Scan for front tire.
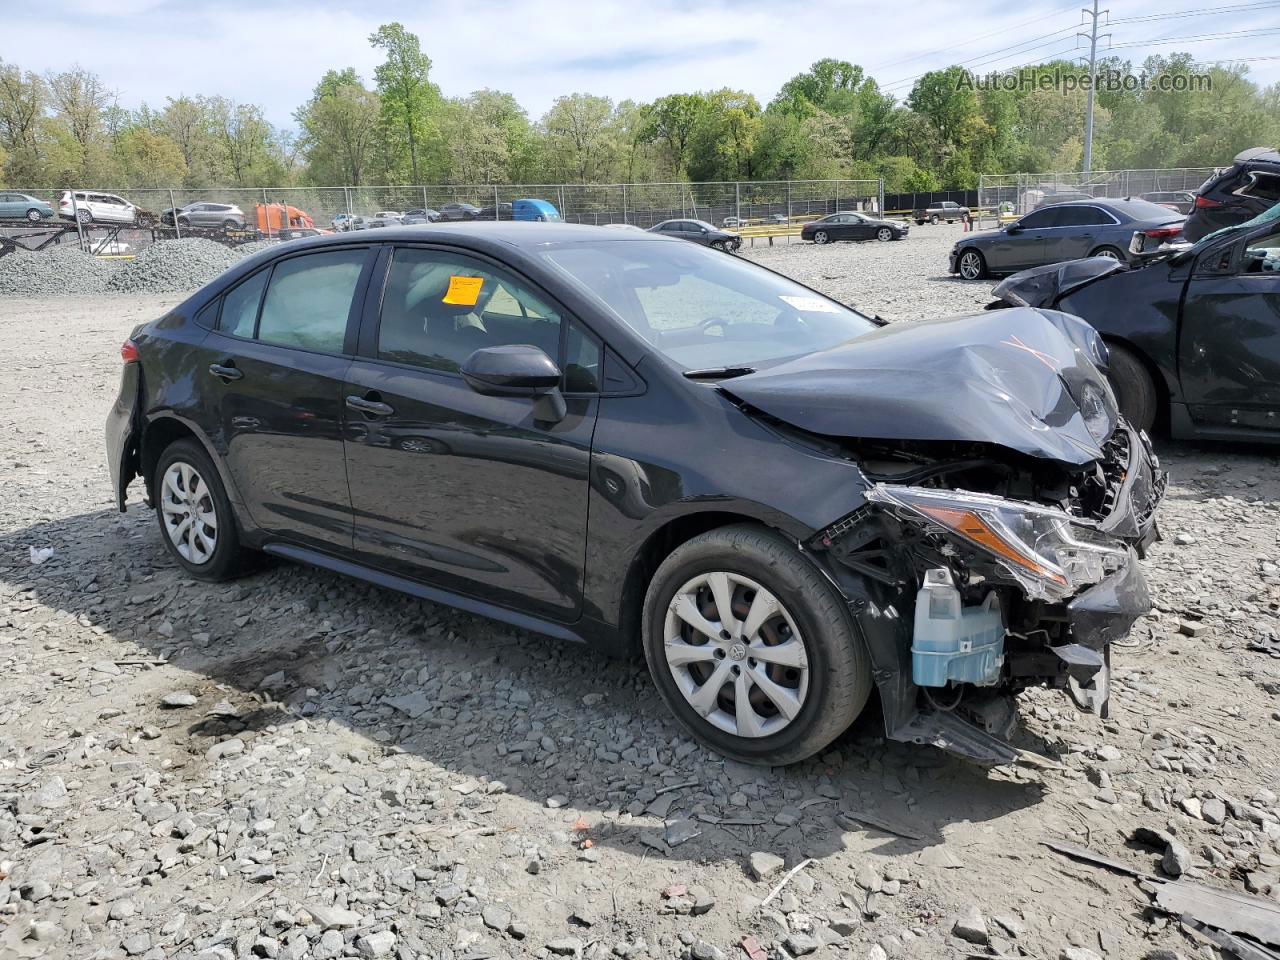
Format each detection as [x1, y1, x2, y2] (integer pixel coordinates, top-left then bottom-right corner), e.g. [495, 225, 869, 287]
[154, 439, 248, 582]
[812, 230, 830, 245]
[1105, 343, 1158, 433]
[26, 208, 41, 222]
[642, 524, 872, 766]
[957, 248, 987, 280]
[877, 227, 893, 242]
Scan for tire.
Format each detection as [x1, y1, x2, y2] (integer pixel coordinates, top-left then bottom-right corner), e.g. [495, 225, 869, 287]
[915, 220, 926, 226]
[957, 248, 987, 280]
[1089, 245, 1125, 262]
[930, 214, 940, 224]
[177, 216, 190, 229]
[76, 208, 92, 224]
[222, 219, 239, 233]
[813, 230, 830, 245]
[641, 524, 873, 766]
[711, 239, 727, 251]
[1105, 343, 1158, 433]
[154, 438, 248, 582]
[25, 208, 41, 222]
[876, 227, 893, 242]
[135, 214, 154, 228]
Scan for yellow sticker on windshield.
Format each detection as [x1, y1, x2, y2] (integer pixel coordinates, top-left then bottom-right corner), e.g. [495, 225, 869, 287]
[780, 295, 840, 313]
[443, 275, 484, 306]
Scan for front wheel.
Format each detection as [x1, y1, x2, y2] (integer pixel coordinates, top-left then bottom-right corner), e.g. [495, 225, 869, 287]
[957, 248, 987, 280]
[154, 439, 249, 582]
[642, 524, 872, 766]
[1105, 343, 1158, 433]
[711, 239, 727, 251]
[876, 227, 893, 242]
[812, 230, 830, 245]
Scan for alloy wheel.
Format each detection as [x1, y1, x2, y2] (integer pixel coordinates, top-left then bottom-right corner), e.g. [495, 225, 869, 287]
[813, 230, 829, 244]
[160, 461, 219, 565]
[26, 209, 40, 222]
[877, 227, 892, 241]
[959, 251, 983, 279]
[662, 571, 810, 738]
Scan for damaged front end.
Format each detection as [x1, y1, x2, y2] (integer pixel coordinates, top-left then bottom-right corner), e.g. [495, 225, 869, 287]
[812, 424, 1165, 765]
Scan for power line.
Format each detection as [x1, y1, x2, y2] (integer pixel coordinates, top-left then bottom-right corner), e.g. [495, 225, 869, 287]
[1110, 1, 1280, 25]
[866, 3, 1079, 73]
[1109, 26, 1280, 48]
[880, 27, 1084, 91]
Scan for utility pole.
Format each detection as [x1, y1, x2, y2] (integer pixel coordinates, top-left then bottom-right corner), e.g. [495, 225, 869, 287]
[1078, 0, 1110, 177]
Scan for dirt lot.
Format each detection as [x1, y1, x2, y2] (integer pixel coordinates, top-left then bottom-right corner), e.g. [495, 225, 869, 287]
[2, 228, 1280, 960]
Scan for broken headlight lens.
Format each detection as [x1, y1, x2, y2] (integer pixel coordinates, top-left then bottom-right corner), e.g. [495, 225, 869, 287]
[1077, 381, 1113, 444]
[866, 484, 1128, 601]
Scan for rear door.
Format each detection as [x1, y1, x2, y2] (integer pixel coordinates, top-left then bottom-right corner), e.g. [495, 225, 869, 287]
[1178, 223, 1280, 425]
[1052, 205, 1118, 261]
[342, 244, 600, 620]
[192, 245, 375, 552]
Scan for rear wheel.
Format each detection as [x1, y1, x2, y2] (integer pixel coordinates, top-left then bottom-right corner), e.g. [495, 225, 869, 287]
[222, 219, 239, 233]
[154, 439, 248, 581]
[1090, 245, 1125, 261]
[877, 227, 893, 242]
[957, 248, 987, 280]
[76, 208, 92, 224]
[813, 230, 830, 245]
[642, 524, 872, 766]
[930, 214, 940, 224]
[1105, 343, 1158, 433]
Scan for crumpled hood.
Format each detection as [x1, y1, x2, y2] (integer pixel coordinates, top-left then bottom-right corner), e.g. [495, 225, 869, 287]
[720, 308, 1117, 465]
[992, 257, 1127, 309]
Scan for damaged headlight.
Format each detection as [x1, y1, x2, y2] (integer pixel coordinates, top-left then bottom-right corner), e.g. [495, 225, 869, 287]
[866, 484, 1128, 601]
[1077, 382, 1113, 445]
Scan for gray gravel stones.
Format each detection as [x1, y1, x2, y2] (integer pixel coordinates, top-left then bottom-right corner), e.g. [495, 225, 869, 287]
[749, 851, 785, 880]
[107, 238, 243, 293]
[0, 244, 117, 296]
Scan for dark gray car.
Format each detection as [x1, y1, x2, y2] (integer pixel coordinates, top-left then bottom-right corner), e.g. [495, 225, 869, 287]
[647, 218, 741, 251]
[949, 199, 1185, 280]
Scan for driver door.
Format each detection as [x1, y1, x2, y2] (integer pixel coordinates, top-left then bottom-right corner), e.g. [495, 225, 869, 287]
[1178, 225, 1280, 424]
[988, 207, 1059, 272]
[342, 245, 601, 620]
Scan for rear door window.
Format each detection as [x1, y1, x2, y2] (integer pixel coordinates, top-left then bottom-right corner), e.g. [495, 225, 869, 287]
[1057, 206, 1115, 226]
[256, 249, 368, 353]
[1240, 172, 1280, 203]
[219, 269, 270, 339]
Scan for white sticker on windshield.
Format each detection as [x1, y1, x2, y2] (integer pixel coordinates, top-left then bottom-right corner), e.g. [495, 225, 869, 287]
[779, 295, 840, 313]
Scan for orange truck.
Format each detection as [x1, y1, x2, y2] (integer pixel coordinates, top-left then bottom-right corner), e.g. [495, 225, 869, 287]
[254, 203, 314, 233]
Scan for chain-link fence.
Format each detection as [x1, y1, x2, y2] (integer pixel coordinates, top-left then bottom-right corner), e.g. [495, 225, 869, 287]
[2, 180, 884, 255]
[977, 168, 1216, 225]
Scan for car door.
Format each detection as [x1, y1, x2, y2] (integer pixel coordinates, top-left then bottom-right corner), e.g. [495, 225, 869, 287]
[342, 244, 600, 620]
[101, 194, 129, 223]
[847, 215, 875, 240]
[990, 207, 1060, 271]
[1177, 224, 1280, 424]
[1053, 205, 1118, 261]
[191, 245, 375, 552]
[0, 194, 17, 217]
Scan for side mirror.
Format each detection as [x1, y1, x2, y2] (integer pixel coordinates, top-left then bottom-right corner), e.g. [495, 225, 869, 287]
[461, 345, 566, 422]
[1006, 224, 1022, 234]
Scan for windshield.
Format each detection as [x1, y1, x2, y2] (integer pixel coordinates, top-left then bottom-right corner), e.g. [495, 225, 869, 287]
[539, 240, 878, 369]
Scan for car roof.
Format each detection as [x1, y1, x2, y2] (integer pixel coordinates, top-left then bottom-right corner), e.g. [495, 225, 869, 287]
[256, 221, 678, 252]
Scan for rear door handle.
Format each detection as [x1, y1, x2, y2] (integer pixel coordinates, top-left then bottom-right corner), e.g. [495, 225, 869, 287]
[346, 395, 394, 417]
[208, 363, 243, 382]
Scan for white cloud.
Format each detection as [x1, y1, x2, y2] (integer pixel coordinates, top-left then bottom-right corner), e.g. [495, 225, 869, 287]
[4, 0, 1277, 129]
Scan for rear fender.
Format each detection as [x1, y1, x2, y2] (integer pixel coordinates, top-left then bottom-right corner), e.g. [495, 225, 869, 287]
[106, 363, 143, 511]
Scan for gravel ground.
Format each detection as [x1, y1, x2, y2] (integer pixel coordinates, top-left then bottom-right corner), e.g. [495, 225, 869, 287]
[2, 232, 1280, 960]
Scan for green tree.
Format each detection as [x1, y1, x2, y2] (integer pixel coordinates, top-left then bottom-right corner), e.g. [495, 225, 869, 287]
[112, 126, 187, 186]
[295, 72, 381, 185]
[541, 94, 618, 182]
[369, 23, 437, 181]
[640, 93, 706, 176]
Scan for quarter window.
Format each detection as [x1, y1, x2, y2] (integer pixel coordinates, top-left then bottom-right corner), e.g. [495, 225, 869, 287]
[377, 248, 563, 374]
[256, 249, 367, 352]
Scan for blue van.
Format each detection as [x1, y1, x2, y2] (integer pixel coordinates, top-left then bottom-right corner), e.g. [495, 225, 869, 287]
[513, 198, 562, 222]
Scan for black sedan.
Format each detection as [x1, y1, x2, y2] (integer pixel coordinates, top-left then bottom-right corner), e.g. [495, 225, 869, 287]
[106, 223, 1161, 767]
[950, 198, 1184, 279]
[802, 212, 908, 244]
[990, 205, 1280, 437]
[647, 219, 741, 251]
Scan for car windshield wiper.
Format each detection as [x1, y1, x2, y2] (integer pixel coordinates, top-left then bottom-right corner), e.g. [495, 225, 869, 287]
[682, 365, 756, 380]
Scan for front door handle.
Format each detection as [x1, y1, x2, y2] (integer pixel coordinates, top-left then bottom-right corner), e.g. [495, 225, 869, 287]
[209, 363, 243, 382]
[346, 395, 394, 417]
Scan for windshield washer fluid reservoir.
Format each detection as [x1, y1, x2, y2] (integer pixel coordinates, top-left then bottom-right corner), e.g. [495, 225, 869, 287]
[912, 568, 1005, 687]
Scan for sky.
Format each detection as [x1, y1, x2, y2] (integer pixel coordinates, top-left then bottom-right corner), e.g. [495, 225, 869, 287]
[4, 0, 1279, 129]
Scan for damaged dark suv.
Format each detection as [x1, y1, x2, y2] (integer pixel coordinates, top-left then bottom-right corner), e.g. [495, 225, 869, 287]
[106, 223, 1164, 766]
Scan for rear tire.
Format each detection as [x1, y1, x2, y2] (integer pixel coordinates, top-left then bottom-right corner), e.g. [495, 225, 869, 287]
[154, 439, 249, 582]
[642, 524, 872, 766]
[1090, 245, 1125, 262]
[76, 208, 92, 224]
[930, 214, 940, 224]
[222, 219, 239, 233]
[957, 248, 987, 280]
[1105, 343, 1158, 433]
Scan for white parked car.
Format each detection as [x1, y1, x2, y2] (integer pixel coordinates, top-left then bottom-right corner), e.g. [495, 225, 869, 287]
[372, 210, 403, 222]
[58, 190, 152, 226]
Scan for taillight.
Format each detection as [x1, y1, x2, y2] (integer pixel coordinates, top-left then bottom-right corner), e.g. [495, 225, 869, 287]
[1194, 195, 1223, 209]
[121, 339, 139, 363]
[1143, 224, 1183, 239]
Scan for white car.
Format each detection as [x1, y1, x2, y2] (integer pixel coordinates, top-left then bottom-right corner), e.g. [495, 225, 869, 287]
[372, 211, 403, 222]
[58, 190, 150, 226]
